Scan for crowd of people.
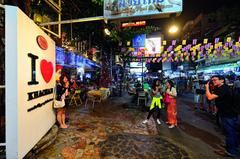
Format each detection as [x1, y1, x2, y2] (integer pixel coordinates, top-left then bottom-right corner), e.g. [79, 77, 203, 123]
[128, 74, 240, 157]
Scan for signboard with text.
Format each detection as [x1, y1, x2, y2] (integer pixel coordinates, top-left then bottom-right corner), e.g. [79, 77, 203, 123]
[104, 0, 182, 19]
[145, 37, 161, 54]
[6, 6, 56, 158]
[132, 34, 146, 48]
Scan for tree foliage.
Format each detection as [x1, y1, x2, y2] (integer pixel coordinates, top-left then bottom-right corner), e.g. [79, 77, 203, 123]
[91, 0, 104, 6]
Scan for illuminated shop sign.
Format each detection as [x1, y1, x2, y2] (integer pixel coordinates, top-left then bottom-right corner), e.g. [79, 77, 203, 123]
[145, 37, 161, 54]
[104, 0, 182, 19]
[121, 21, 146, 28]
[132, 34, 146, 48]
[56, 47, 99, 68]
[130, 62, 144, 67]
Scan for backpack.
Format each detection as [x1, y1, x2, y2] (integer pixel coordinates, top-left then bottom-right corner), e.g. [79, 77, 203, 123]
[231, 89, 240, 114]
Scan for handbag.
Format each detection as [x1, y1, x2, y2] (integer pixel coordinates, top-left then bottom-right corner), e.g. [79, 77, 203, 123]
[53, 99, 65, 109]
[53, 86, 66, 109]
[163, 93, 170, 104]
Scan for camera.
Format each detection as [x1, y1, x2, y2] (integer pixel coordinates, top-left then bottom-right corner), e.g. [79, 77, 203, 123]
[199, 80, 213, 85]
[199, 80, 208, 85]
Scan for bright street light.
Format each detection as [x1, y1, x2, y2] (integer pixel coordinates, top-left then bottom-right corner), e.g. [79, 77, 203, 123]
[168, 25, 179, 34]
[104, 28, 111, 36]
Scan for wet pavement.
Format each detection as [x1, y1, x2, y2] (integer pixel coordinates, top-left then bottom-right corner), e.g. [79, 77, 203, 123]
[34, 92, 238, 159]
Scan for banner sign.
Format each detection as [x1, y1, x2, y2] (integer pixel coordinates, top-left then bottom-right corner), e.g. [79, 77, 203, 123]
[104, 0, 182, 19]
[145, 37, 161, 54]
[121, 21, 146, 28]
[6, 6, 56, 158]
[132, 34, 146, 48]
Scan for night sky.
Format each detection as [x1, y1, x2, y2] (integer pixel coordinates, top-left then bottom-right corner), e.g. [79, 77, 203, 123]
[178, 0, 240, 24]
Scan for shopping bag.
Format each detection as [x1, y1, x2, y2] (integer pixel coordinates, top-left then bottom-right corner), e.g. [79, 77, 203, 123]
[163, 93, 170, 104]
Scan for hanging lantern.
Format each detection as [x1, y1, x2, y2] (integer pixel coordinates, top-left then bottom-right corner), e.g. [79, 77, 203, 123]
[197, 44, 201, 51]
[233, 45, 237, 52]
[227, 37, 231, 43]
[161, 46, 164, 52]
[192, 39, 197, 45]
[203, 38, 208, 44]
[182, 40, 186, 45]
[137, 51, 141, 57]
[224, 42, 229, 47]
[167, 45, 173, 52]
[177, 51, 181, 56]
[205, 43, 210, 49]
[163, 40, 167, 45]
[210, 44, 214, 50]
[172, 40, 176, 46]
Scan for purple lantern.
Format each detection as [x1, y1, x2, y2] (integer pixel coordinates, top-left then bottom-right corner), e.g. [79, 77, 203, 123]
[192, 39, 197, 45]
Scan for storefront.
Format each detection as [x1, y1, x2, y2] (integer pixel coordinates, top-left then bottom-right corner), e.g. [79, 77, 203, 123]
[197, 62, 240, 77]
[56, 47, 100, 83]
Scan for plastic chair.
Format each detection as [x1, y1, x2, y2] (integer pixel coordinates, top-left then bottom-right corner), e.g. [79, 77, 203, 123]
[137, 91, 147, 106]
[69, 90, 82, 106]
[84, 92, 101, 110]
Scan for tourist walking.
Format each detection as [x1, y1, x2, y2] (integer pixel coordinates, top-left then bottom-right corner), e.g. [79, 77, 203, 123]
[165, 80, 177, 128]
[142, 80, 163, 125]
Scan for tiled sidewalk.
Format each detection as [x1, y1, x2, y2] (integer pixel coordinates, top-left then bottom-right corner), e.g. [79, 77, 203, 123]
[35, 95, 192, 159]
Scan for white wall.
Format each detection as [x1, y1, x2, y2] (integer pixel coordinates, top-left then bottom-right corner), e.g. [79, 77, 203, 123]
[6, 6, 56, 158]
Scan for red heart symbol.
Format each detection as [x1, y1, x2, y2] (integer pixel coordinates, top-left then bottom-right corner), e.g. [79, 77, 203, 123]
[40, 60, 53, 83]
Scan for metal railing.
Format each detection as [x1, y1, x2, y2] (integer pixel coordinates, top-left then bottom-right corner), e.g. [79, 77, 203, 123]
[0, 85, 5, 147]
[0, 86, 5, 89]
[0, 4, 4, 9]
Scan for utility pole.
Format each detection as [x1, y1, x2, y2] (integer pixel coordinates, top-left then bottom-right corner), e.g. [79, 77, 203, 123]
[141, 51, 144, 88]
